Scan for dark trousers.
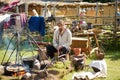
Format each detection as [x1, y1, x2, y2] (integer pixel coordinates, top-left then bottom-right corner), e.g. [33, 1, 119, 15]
[46, 45, 69, 59]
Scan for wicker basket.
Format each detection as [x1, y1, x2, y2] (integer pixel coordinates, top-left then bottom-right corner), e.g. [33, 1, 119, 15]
[92, 28, 102, 34]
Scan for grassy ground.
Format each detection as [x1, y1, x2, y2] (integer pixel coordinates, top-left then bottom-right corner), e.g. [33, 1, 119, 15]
[103, 51, 120, 80]
[62, 51, 120, 80]
[48, 51, 120, 80]
[0, 49, 120, 80]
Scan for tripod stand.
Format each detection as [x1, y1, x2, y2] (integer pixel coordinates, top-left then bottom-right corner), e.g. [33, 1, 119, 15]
[1, 16, 48, 79]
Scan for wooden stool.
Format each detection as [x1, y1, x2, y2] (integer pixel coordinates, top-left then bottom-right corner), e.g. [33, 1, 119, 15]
[66, 52, 70, 61]
[54, 52, 70, 61]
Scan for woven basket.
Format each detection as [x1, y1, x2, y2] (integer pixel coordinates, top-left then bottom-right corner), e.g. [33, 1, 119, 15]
[92, 28, 102, 34]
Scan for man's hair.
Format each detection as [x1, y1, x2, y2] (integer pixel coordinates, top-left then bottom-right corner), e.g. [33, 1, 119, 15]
[57, 19, 64, 25]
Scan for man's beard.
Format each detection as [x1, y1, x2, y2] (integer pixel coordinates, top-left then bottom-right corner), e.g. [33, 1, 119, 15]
[59, 28, 63, 32]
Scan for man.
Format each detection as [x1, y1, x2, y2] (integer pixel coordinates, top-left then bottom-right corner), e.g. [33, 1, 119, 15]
[46, 20, 72, 59]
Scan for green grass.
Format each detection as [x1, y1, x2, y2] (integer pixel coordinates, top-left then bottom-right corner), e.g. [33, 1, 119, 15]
[0, 49, 120, 80]
[0, 49, 38, 64]
[104, 51, 120, 80]
[62, 51, 120, 80]
[47, 51, 120, 80]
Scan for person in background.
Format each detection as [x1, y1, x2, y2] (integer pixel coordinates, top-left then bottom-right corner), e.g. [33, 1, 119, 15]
[32, 9, 39, 16]
[79, 20, 87, 30]
[71, 20, 82, 32]
[46, 20, 72, 59]
[87, 22, 93, 30]
[71, 20, 78, 32]
[71, 20, 88, 33]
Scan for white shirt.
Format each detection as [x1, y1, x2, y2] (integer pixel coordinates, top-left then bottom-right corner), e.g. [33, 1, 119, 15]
[53, 27, 72, 49]
[89, 59, 107, 77]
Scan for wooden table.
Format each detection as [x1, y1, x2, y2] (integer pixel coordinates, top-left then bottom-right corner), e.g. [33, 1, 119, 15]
[73, 32, 100, 48]
[71, 32, 100, 54]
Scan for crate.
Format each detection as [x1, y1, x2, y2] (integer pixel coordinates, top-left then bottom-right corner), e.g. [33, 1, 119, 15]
[71, 37, 90, 54]
[71, 37, 88, 48]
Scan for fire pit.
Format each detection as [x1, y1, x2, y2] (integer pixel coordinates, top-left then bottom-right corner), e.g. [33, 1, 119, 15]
[4, 64, 26, 76]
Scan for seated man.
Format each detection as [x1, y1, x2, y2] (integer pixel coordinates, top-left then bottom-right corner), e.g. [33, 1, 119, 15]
[72, 48, 107, 80]
[46, 20, 72, 59]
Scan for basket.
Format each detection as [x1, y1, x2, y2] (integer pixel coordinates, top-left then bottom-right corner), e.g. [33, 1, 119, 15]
[92, 28, 102, 34]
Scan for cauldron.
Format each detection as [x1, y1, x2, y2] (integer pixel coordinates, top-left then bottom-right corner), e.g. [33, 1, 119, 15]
[23, 59, 34, 68]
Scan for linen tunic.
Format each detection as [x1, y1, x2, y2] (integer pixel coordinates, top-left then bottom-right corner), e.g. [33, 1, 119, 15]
[53, 28, 72, 49]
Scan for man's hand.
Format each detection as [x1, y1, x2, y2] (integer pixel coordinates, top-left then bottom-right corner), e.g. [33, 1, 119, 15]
[57, 46, 63, 51]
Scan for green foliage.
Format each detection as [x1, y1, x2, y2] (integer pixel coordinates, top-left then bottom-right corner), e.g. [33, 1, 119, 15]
[99, 37, 120, 51]
[43, 35, 53, 42]
[91, 25, 120, 51]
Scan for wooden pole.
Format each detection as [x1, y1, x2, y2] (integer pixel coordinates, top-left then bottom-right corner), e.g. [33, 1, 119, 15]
[95, 2, 98, 23]
[115, 0, 118, 29]
[16, 5, 19, 14]
[113, 0, 118, 38]
[25, 3, 28, 16]
[53, 4, 56, 17]
[78, 5, 80, 18]
[44, 3, 47, 20]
